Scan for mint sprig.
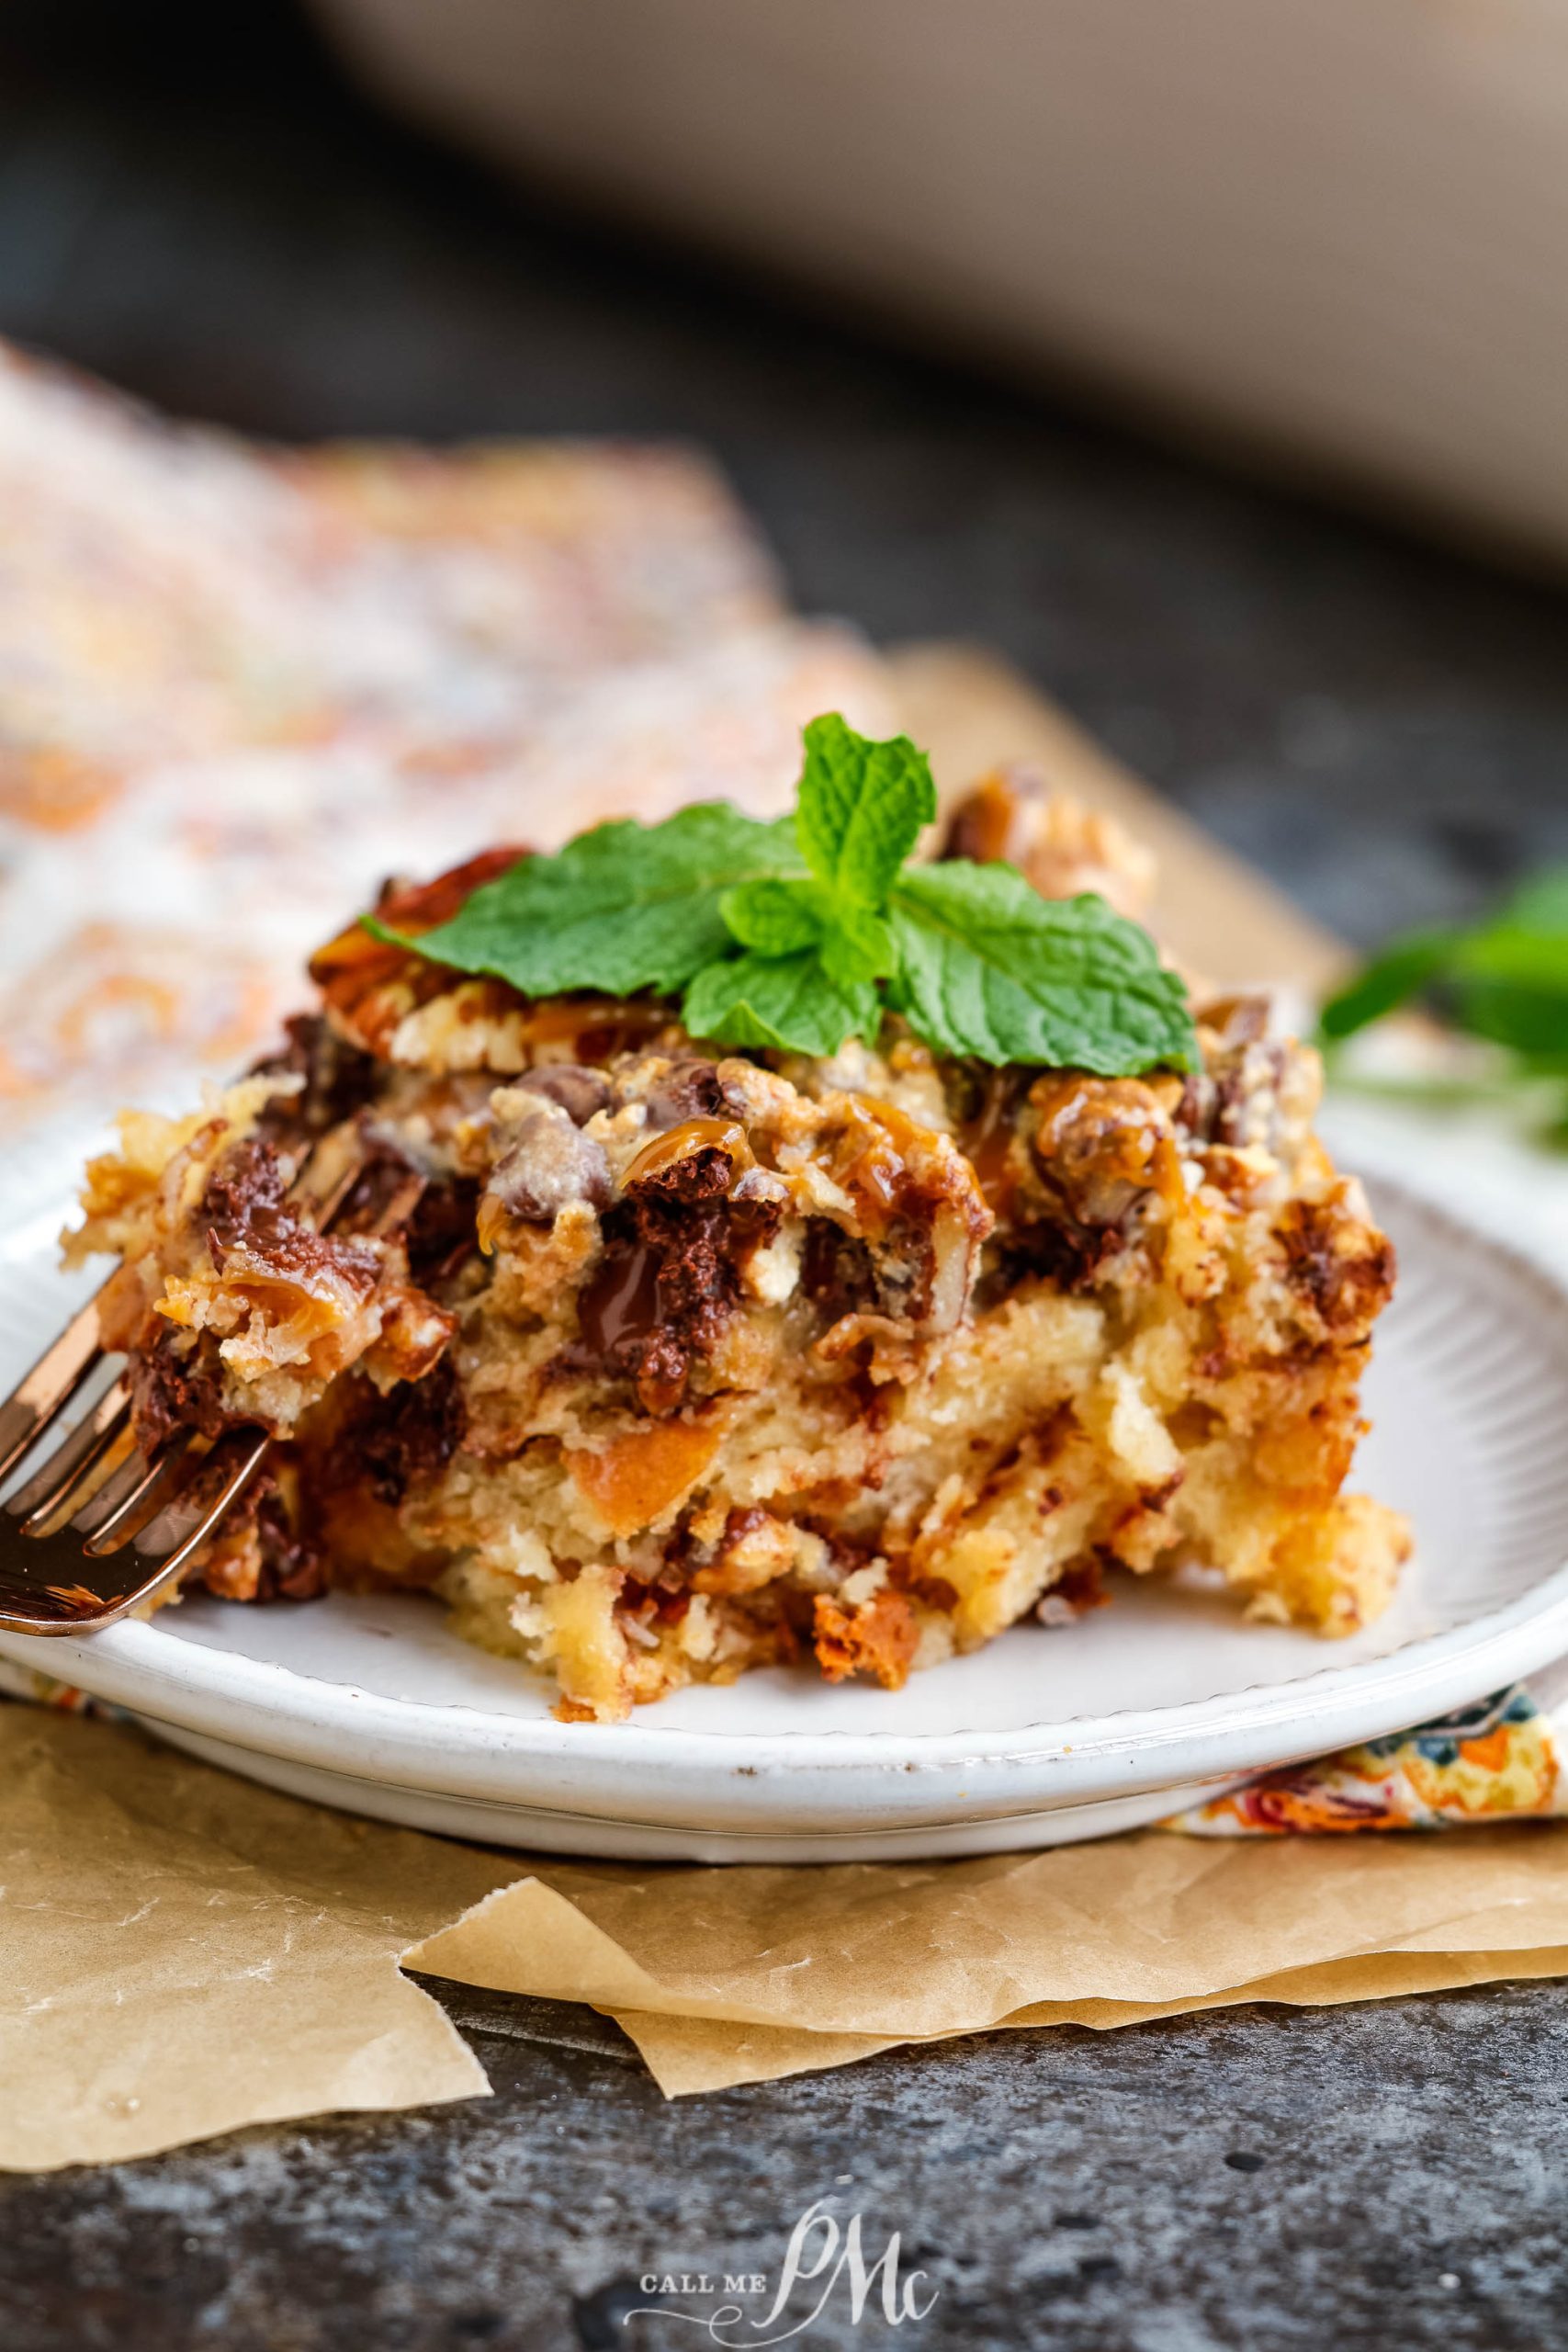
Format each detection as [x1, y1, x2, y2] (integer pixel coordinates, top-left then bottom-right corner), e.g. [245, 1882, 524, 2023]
[1319, 865, 1568, 1139]
[367, 715, 1197, 1074]
[716, 711, 930, 1000]
[366, 801, 804, 998]
[1322, 870, 1568, 1057]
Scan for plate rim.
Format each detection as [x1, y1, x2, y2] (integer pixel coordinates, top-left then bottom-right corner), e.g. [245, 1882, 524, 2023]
[5, 1150, 1568, 1826]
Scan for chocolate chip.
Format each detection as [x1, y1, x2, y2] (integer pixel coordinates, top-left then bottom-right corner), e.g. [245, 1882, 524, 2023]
[354, 1355, 468, 1505]
[489, 1102, 611, 1221]
[570, 1144, 780, 1415]
[203, 1137, 380, 1294]
[251, 1012, 378, 1137]
[644, 1057, 741, 1127]
[517, 1064, 614, 1125]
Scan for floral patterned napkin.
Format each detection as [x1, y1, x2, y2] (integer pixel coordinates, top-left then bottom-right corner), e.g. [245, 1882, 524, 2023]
[1166, 1665, 1568, 1833]
[0, 341, 886, 1130]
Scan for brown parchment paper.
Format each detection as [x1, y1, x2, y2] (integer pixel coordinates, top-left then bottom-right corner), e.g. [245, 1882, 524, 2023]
[4, 646, 1557, 2168]
[11, 1706, 1568, 2167]
[0, 1711, 511, 2170]
[408, 1828, 1568, 2095]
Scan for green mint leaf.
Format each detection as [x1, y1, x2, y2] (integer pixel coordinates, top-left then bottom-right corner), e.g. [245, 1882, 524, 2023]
[886, 863, 1197, 1073]
[1435, 873, 1568, 1057]
[682, 950, 879, 1058]
[1318, 931, 1460, 1042]
[719, 876, 825, 957]
[1495, 866, 1568, 935]
[1317, 865, 1568, 1147]
[795, 713, 937, 909]
[1455, 973, 1568, 1057]
[820, 904, 897, 992]
[1458, 927, 1568, 992]
[1319, 866, 1568, 1055]
[367, 803, 803, 998]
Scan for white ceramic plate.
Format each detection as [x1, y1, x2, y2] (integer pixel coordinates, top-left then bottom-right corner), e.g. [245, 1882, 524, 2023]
[5, 1116, 1568, 1860]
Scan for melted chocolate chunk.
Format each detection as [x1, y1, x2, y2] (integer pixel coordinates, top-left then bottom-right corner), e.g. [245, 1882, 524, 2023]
[203, 1139, 380, 1295]
[800, 1216, 931, 1323]
[324, 1132, 482, 1289]
[802, 1222, 878, 1317]
[351, 1356, 469, 1507]
[253, 1484, 330, 1601]
[193, 1470, 329, 1603]
[203, 1135, 290, 1239]
[985, 1219, 1124, 1298]
[328, 1142, 422, 1238]
[130, 1332, 231, 1449]
[570, 1144, 779, 1415]
[402, 1174, 482, 1285]
[1278, 1199, 1396, 1340]
[253, 1013, 378, 1139]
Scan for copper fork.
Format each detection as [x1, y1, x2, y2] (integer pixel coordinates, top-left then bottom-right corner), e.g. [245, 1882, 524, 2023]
[0, 1136, 417, 1637]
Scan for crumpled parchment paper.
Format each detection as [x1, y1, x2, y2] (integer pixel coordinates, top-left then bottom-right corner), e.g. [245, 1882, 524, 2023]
[10, 1704, 1568, 2166]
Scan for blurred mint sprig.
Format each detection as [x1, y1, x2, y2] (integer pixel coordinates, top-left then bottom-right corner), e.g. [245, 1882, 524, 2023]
[1319, 866, 1568, 1139]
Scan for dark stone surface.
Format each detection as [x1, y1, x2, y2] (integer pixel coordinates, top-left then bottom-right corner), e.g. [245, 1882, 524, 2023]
[6, 1977, 1568, 2350]
[4, 8, 1568, 2346]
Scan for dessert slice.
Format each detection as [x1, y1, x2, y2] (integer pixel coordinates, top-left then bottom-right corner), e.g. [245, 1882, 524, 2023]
[67, 719, 1408, 1719]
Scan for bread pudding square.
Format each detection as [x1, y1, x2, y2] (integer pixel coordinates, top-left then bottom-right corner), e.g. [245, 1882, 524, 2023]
[67, 734, 1408, 1720]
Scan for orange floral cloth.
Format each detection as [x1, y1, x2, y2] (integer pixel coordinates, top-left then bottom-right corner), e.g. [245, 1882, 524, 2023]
[1164, 1673, 1568, 1833]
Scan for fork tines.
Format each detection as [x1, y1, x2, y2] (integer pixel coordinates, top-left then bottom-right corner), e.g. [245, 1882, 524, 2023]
[0, 1131, 395, 1636]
